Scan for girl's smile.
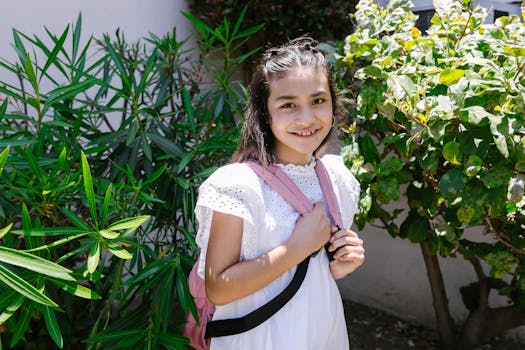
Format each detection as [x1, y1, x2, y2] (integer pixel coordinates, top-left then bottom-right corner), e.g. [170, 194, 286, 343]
[267, 66, 333, 165]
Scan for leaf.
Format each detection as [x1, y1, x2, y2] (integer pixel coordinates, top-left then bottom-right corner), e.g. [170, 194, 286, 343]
[87, 241, 100, 274]
[359, 134, 380, 163]
[0, 265, 57, 307]
[81, 151, 98, 227]
[400, 214, 429, 243]
[442, 141, 462, 165]
[47, 277, 101, 299]
[105, 241, 132, 260]
[106, 215, 150, 232]
[0, 293, 24, 325]
[44, 306, 64, 348]
[84, 329, 145, 343]
[0, 146, 9, 177]
[0, 246, 74, 281]
[10, 303, 33, 347]
[182, 87, 195, 131]
[99, 229, 119, 240]
[439, 168, 467, 198]
[439, 68, 464, 85]
[61, 207, 91, 231]
[0, 223, 12, 239]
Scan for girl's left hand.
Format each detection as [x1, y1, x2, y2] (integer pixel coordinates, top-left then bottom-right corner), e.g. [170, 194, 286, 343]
[327, 227, 365, 280]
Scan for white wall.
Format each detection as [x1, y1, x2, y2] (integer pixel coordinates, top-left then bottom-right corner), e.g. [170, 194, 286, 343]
[0, 0, 192, 63]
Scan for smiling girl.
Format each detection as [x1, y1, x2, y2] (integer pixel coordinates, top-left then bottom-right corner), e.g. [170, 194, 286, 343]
[193, 36, 364, 349]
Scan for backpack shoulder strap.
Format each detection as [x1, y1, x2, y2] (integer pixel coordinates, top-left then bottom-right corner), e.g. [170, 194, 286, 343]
[314, 159, 344, 229]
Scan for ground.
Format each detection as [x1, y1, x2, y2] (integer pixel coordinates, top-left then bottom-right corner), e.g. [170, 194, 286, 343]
[343, 299, 525, 350]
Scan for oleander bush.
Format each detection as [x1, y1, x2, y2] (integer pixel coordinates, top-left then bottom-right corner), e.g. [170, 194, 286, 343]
[337, 0, 525, 348]
[0, 12, 258, 349]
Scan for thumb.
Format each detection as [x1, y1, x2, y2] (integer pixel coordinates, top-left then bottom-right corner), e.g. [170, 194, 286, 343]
[313, 201, 324, 212]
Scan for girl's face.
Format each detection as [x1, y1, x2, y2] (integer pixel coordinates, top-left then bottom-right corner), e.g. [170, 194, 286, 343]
[267, 66, 333, 165]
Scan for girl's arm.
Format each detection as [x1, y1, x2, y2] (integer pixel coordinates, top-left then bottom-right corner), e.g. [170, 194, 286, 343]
[205, 202, 330, 306]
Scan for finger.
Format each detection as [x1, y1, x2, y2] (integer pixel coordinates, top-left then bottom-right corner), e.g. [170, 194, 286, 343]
[328, 237, 363, 252]
[330, 228, 359, 242]
[333, 245, 365, 260]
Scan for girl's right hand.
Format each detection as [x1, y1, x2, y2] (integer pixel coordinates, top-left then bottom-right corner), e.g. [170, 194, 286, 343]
[288, 202, 331, 258]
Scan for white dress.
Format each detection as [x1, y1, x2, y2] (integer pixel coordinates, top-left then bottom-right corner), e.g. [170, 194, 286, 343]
[195, 154, 360, 350]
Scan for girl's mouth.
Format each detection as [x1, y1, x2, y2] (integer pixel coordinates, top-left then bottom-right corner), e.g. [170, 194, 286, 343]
[292, 129, 319, 137]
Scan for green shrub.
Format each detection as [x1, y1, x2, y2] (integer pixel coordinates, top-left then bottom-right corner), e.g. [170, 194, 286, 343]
[0, 12, 259, 349]
[337, 0, 525, 348]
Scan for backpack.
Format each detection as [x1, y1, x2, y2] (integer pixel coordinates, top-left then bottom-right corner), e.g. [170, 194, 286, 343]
[183, 159, 344, 350]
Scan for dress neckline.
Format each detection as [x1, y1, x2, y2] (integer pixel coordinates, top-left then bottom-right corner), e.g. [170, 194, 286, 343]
[275, 158, 316, 175]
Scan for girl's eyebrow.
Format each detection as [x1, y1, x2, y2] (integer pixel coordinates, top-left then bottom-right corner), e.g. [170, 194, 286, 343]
[273, 90, 328, 102]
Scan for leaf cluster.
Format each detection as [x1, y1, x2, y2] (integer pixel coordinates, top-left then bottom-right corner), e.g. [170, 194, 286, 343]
[338, 0, 525, 307]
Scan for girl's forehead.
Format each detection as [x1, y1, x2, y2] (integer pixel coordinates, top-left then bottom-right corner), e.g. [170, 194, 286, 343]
[268, 66, 330, 96]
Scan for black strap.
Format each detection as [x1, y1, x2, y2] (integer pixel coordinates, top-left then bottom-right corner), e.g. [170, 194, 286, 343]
[204, 257, 310, 338]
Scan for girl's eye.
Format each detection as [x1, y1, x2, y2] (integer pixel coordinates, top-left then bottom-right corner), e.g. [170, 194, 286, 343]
[280, 103, 295, 109]
[313, 98, 325, 105]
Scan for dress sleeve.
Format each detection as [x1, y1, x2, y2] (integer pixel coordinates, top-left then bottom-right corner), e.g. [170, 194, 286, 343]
[321, 154, 361, 229]
[194, 163, 264, 278]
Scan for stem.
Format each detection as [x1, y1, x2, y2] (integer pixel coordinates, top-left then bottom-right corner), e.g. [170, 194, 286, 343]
[420, 240, 456, 349]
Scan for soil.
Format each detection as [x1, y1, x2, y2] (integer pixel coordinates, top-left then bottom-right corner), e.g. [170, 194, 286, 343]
[343, 299, 525, 350]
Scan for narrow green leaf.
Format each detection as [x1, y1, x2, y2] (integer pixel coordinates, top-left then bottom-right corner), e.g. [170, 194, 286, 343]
[159, 332, 190, 349]
[12, 227, 89, 237]
[177, 150, 195, 174]
[100, 183, 112, 228]
[87, 241, 100, 274]
[0, 293, 24, 324]
[61, 207, 91, 231]
[41, 25, 69, 82]
[81, 151, 98, 226]
[99, 229, 119, 239]
[105, 242, 132, 260]
[47, 277, 101, 300]
[44, 306, 64, 348]
[0, 246, 74, 281]
[136, 47, 158, 95]
[182, 87, 195, 131]
[104, 34, 131, 91]
[0, 265, 57, 307]
[84, 329, 144, 343]
[148, 133, 183, 158]
[12, 29, 28, 65]
[106, 215, 150, 231]
[0, 98, 7, 119]
[0, 223, 12, 239]
[72, 13, 83, 64]
[24, 54, 38, 93]
[10, 303, 33, 347]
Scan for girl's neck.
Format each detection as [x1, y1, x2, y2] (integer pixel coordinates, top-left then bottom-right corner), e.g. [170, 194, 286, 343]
[274, 153, 314, 166]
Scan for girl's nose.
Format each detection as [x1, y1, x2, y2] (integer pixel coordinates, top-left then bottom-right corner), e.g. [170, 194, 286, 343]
[295, 107, 315, 125]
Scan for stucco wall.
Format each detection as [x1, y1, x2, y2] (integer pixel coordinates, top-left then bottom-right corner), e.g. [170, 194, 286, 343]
[0, 0, 192, 63]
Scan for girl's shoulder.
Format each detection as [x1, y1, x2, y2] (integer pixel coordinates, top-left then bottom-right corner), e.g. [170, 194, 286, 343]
[320, 154, 360, 191]
[201, 162, 262, 190]
[320, 154, 352, 176]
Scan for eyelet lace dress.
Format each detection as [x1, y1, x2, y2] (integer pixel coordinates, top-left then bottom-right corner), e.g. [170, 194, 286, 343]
[195, 155, 360, 350]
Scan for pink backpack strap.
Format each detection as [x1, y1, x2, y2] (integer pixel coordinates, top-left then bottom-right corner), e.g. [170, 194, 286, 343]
[314, 159, 344, 228]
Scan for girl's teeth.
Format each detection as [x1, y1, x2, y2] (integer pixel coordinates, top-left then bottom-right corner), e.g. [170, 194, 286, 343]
[298, 131, 314, 136]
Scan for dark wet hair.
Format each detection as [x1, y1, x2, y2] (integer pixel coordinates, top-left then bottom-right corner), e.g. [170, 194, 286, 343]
[231, 36, 341, 166]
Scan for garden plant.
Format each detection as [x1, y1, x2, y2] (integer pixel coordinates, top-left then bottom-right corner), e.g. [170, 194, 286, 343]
[338, 0, 525, 348]
[0, 11, 259, 350]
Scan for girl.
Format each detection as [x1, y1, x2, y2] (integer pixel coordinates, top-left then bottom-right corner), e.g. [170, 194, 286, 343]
[194, 36, 364, 349]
